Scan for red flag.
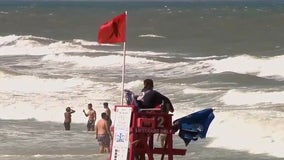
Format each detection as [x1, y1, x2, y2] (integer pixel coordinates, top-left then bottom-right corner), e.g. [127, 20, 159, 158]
[98, 12, 126, 44]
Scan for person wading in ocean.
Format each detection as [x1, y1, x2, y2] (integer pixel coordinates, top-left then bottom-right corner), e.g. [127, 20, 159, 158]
[95, 112, 112, 153]
[64, 107, 75, 130]
[103, 102, 112, 128]
[83, 103, 96, 131]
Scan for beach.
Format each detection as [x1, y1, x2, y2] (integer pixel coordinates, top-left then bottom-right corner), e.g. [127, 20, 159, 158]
[0, 1, 284, 159]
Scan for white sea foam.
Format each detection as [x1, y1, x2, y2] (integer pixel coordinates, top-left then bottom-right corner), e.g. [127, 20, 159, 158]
[41, 53, 185, 73]
[199, 54, 284, 80]
[220, 89, 284, 105]
[183, 87, 218, 94]
[73, 39, 118, 47]
[184, 55, 227, 60]
[207, 110, 284, 158]
[0, 35, 52, 46]
[138, 34, 166, 38]
[126, 50, 168, 56]
[0, 73, 121, 123]
[0, 34, 21, 46]
[40, 51, 190, 80]
[41, 54, 155, 68]
[0, 75, 92, 93]
[0, 11, 9, 14]
[124, 80, 143, 91]
[73, 39, 99, 46]
[0, 70, 6, 78]
[0, 35, 169, 59]
[0, 88, 118, 123]
[0, 35, 95, 56]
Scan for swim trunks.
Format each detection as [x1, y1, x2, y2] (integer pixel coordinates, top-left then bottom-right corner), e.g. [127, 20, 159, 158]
[87, 120, 95, 131]
[97, 134, 110, 147]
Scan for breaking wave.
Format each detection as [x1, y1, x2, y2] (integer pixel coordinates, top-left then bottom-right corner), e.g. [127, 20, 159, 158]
[220, 89, 284, 106]
[196, 54, 284, 80]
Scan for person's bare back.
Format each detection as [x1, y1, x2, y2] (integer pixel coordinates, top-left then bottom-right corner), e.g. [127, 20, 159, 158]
[96, 118, 108, 135]
[95, 113, 112, 153]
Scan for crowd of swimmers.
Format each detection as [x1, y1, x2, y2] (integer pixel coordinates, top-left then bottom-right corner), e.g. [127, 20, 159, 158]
[64, 102, 112, 153]
[63, 79, 175, 154]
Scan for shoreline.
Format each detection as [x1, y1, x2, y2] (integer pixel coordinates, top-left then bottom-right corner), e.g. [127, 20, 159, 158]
[0, 119, 282, 160]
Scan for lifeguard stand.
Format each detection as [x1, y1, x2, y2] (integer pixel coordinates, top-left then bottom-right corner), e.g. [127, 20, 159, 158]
[111, 105, 186, 160]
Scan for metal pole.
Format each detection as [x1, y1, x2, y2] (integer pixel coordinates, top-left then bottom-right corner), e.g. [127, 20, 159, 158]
[121, 11, 127, 105]
[121, 41, 126, 105]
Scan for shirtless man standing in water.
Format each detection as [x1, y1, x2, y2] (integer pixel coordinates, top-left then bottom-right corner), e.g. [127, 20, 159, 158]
[95, 112, 112, 153]
[83, 103, 96, 131]
[103, 102, 112, 128]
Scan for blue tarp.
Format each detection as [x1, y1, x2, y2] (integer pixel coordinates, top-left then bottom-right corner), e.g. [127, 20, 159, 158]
[173, 108, 215, 146]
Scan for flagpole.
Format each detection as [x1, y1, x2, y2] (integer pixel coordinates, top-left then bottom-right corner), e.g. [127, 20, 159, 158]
[121, 41, 126, 105]
[121, 11, 127, 105]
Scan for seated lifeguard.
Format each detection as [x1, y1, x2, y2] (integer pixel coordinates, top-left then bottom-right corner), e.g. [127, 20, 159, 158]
[136, 79, 174, 113]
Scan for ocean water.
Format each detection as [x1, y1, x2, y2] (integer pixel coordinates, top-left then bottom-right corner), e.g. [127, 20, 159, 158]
[0, 1, 284, 160]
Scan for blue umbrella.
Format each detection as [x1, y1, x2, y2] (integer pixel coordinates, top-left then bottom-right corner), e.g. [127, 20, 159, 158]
[173, 108, 215, 146]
